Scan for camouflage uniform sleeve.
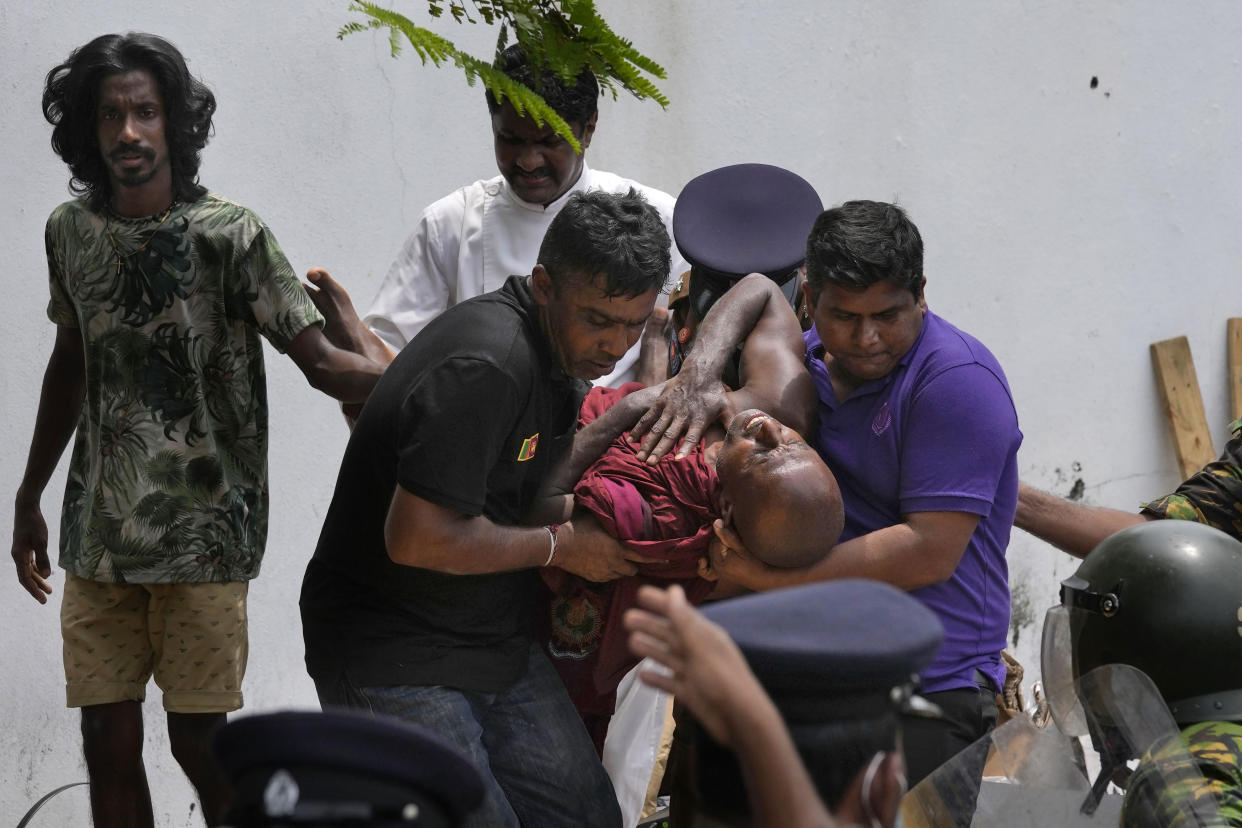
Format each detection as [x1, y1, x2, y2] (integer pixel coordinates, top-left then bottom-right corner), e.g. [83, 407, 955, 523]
[1141, 419, 1242, 541]
[233, 211, 323, 352]
[1186, 722, 1242, 825]
[1123, 722, 1242, 827]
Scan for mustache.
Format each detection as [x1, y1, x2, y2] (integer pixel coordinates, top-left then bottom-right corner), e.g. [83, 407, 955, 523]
[110, 143, 154, 161]
[512, 166, 553, 179]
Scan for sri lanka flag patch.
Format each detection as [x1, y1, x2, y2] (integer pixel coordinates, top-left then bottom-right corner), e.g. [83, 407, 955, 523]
[516, 433, 540, 461]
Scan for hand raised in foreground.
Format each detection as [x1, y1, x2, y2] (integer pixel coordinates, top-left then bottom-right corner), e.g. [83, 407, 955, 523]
[624, 585, 837, 828]
[624, 583, 768, 747]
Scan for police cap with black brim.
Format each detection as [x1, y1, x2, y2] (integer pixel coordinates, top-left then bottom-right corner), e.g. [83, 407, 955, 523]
[703, 579, 944, 725]
[213, 709, 485, 827]
[673, 163, 823, 320]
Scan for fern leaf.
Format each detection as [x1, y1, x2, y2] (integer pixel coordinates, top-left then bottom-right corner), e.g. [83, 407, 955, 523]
[467, 60, 582, 151]
[347, 3, 460, 64]
[340, 0, 672, 137]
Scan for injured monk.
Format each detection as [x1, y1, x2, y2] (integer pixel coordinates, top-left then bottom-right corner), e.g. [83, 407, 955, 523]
[533, 269, 845, 751]
[297, 164, 843, 764]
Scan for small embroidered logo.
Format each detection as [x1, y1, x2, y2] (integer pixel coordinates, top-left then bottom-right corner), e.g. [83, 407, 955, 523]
[871, 403, 892, 436]
[516, 433, 540, 461]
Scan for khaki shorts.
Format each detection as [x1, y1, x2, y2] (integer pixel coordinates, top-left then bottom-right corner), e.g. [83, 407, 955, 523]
[61, 572, 249, 713]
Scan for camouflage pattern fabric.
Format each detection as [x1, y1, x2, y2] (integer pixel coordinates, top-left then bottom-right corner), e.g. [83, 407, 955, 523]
[1122, 721, 1242, 827]
[45, 194, 322, 584]
[1141, 419, 1242, 540]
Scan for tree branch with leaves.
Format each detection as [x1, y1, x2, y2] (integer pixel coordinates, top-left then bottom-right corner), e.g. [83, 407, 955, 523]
[339, 0, 669, 151]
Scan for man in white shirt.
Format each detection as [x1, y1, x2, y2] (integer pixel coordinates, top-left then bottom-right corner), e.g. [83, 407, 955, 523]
[356, 43, 685, 388]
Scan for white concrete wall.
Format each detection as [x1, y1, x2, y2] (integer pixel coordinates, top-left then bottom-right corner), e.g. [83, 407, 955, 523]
[3, 1, 1239, 822]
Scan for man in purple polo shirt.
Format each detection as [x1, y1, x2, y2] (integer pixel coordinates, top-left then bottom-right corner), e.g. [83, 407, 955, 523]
[632, 200, 1022, 787]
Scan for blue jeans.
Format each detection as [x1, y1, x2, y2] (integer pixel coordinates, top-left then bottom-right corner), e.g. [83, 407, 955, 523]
[315, 642, 621, 828]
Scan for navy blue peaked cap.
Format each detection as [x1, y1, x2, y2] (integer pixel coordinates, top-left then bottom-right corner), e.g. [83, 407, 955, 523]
[214, 709, 484, 827]
[673, 163, 822, 319]
[703, 579, 943, 724]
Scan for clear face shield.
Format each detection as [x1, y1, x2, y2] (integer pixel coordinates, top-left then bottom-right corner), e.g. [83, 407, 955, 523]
[1040, 573, 1123, 739]
[1040, 604, 1084, 736]
[901, 663, 1220, 827]
[1038, 575, 1188, 819]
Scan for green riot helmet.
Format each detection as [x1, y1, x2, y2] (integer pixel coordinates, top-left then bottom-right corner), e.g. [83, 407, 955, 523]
[1041, 520, 1242, 726]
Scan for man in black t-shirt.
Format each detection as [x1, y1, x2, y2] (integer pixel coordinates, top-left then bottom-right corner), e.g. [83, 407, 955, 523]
[300, 190, 670, 828]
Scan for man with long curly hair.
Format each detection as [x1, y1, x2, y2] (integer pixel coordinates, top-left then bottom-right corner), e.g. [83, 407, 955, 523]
[11, 32, 384, 826]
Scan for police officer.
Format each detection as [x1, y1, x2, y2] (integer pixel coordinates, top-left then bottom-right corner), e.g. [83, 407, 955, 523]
[213, 710, 484, 827]
[626, 579, 943, 828]
[1044, 520, 1242, 825]
[664, 163, 823, 378]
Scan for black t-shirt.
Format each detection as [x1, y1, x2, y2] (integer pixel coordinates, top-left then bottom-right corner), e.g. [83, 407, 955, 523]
[300, 276, 586, 692]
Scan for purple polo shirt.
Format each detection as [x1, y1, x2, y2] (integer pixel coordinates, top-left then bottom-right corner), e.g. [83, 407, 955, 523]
[804, 310, 1021, 694]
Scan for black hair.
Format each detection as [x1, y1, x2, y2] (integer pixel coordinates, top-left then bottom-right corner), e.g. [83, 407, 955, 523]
[538, 189, 670, 298]
[805, 200, 924, 297]
[484, 43, 599, 126]
[43, 32, 216, 210]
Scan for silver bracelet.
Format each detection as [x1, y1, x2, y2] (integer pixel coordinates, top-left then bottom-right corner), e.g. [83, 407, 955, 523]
[543, 523, 560, 567]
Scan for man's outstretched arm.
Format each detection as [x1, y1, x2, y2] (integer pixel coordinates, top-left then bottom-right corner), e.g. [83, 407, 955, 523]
[1015, 482, 1149, 559]
[384, 487, 663, 583]
[13, 325, 85, 603]
[285, 324, 386, 405]
[633, 306, 672, 387]
[709, 360, 1014, 592]
[304, 268, 395, 366]
[708, 510, 981, 593]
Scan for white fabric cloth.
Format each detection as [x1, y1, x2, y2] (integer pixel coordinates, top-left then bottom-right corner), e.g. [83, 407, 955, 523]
[603, 660, 672, 828]
[365, 164, 686, 387]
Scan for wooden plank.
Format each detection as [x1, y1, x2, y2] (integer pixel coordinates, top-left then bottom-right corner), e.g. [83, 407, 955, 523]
[1151, 336, 1215, 479]
[1229, 319, 1242, 422]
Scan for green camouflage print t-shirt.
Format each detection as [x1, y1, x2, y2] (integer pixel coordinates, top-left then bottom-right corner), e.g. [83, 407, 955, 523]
[45, 193, 322, 584]
[1122, 721, 1242, 826]
[1142, 419, 1242, 537]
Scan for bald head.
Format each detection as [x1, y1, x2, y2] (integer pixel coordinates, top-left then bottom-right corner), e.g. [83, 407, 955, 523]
[715, 409, 844, 568]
